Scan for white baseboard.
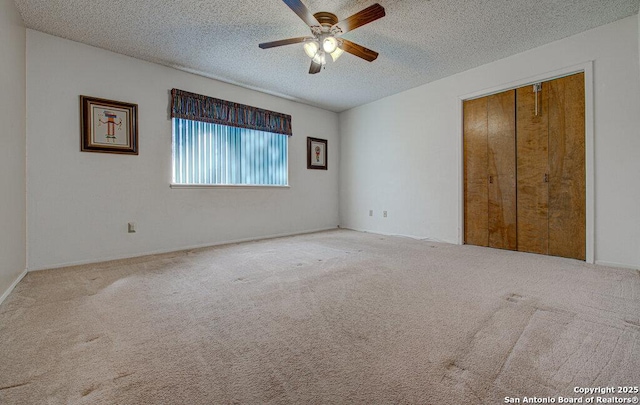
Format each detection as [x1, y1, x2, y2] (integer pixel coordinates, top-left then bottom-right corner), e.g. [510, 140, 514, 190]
[595, 260, 640, 271]
[28, 227, 339, 272]
[339, 226, 456, 245]
[343, 228, 640, 270]
[0, 268, 28, 306]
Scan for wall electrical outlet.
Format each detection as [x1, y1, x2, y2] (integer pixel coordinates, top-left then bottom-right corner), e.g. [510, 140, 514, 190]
[128, 222, 136, 233]
[369, 210, 373, 217]
[383, 211, 388, 218]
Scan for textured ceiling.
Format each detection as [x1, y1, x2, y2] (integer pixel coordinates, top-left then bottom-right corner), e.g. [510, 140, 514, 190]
[14, 0, 640, 112]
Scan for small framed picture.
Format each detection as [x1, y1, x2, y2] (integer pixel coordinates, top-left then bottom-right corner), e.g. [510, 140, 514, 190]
[80, 96, 138, 155]
[307, 137, 327, 170]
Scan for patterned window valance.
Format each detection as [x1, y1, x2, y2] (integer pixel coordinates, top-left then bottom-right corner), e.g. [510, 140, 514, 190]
[170, 89, 292, 136]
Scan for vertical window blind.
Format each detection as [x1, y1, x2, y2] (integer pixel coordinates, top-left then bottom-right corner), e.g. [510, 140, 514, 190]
[172, 118, 288, 185]
[170, 89, 291, 186]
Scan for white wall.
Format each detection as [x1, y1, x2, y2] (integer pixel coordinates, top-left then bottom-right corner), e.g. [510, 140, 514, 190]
[340, 15, 640, 269]
[0, 0, 27, 299]
[26, 31, 339, 270]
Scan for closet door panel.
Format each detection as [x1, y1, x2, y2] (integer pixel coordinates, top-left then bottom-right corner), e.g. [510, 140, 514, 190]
[464, 97, 489, 247]
[548, 73, 586, 260]
[487, 91, 517, 250]
[516, 85, 549, 254]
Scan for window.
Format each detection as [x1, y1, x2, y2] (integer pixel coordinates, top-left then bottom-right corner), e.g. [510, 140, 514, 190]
[172, 118, 288, 186]
[170, 89, 292, 186]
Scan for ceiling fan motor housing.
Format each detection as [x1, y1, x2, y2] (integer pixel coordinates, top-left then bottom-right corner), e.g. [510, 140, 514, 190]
[313, 12, 339, 28]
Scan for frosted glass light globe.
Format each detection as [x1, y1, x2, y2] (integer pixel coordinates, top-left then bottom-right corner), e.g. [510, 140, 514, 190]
[330, 47, 344, 62]
[322, 37, 338, 54]
[304, 41, 319, 58]
[312, 51, 326, 65]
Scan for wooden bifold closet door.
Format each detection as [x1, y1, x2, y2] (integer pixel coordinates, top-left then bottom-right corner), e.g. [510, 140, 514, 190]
[516, 82, 549, 255]
[547, 74, 586, 259]
[463, 91, 516, 250]
[463, 73, 585, 260]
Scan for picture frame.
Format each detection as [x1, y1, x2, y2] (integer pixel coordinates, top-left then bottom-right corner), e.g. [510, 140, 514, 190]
[80, 95, 138, 155]
[307, 137, 328, 170]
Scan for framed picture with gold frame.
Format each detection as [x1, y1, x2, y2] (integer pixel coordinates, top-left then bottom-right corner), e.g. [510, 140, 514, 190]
[307, 137, 327, 170]
[80, 96, 138, 155]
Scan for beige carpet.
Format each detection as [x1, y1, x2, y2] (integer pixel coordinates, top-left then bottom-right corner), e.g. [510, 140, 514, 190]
[1, 229, 639, 404]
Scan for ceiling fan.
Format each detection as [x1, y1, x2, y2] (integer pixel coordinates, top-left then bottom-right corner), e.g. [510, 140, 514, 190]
[259, 0, 385, 74]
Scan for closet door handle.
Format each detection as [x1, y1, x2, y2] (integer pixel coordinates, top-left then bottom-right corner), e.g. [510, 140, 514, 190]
[533, 83, 542, 116]
[489, 175, 493, 184]
[544, 174, 549, 183]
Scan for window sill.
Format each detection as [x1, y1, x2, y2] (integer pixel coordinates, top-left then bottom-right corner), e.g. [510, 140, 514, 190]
[170, 183, 290, 189]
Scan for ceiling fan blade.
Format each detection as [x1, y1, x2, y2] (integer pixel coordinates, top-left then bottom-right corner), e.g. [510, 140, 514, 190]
[282, 0, 320, 27]
[309, 61, 322, 74]
[259, 37, 312, 49]
[341, 39, 379, 62]
[332, 3, 385, 35]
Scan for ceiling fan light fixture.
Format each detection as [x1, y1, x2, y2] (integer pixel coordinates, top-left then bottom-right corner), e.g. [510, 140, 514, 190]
[322, 36, 338, 53]
[330, 47, 344, 62]
[312, 51, 326, 65]
[258, 1, 385, 74]
[303, 41, 319, 58]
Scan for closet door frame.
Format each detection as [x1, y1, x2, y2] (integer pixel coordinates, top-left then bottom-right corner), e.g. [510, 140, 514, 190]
[457, 61, 595, 263]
